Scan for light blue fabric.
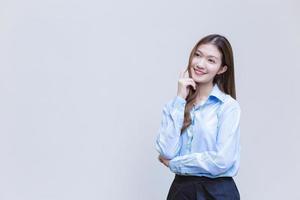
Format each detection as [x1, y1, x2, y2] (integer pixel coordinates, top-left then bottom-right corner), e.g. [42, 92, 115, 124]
[155, 83, 241, 178]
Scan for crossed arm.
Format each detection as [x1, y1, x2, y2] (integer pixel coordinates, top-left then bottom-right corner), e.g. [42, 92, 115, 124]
[155, 97, 241, 175]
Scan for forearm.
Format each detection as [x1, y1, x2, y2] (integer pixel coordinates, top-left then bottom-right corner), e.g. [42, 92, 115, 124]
[155, 96, 186, 159]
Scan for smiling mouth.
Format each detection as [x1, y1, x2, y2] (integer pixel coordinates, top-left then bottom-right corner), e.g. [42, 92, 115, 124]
[194, 68, 206, 75]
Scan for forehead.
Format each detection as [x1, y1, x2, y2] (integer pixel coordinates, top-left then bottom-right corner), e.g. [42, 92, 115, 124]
[196, 44, 221, 59]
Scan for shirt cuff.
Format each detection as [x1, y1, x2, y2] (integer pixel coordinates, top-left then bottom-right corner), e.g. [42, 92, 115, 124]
[169, 159, 181, 173]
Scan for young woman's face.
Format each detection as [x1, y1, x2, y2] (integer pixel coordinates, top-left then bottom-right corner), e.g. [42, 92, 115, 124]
[190, 43, 227, 84]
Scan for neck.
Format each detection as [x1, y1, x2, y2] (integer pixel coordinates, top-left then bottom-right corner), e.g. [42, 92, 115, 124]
[196, 82, 214, 102]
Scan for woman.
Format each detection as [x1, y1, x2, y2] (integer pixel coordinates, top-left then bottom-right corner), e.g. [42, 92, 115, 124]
[155, 34, 241, 199]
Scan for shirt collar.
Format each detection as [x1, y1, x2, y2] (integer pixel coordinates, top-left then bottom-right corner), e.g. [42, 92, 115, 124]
[193, 84, 226, 110]
[208, 83, 226, 103]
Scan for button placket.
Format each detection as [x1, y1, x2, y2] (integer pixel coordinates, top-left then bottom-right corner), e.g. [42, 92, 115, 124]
[187, 107, 196, 153]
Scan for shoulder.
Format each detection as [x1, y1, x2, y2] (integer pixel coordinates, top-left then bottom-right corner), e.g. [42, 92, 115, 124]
[220, 94, 241, 114]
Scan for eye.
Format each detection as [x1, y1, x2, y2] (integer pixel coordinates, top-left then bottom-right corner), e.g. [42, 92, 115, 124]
[208, 59, 215, 63]
[194, 53, 200, 57]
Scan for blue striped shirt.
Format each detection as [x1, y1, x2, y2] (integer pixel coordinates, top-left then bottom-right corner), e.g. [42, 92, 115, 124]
[155, 84, 241, 178]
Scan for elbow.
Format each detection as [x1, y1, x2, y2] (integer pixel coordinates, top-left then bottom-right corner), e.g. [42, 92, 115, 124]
[155, 140, 177, 159]
[161, 152, 177, 160]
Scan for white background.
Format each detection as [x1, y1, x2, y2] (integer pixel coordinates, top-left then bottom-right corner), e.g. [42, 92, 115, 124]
[0, 0, 299, 199]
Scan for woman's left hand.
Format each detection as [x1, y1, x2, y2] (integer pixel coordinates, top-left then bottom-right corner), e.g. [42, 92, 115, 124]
[158, 155, 170, 167]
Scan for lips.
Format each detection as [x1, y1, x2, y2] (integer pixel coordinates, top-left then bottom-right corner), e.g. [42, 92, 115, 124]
[194, 68, 206, 75]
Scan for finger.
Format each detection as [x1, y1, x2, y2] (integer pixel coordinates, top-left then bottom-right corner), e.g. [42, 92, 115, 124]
[183, 78, 195, 84]
[183, 79, 196, 89]
[179, 68, 189, 78]
[179, 69, 186, 78]
[183, 77, 195, 82]
[189, 81, 197, 90]
[183, 69, 189, 78]
[158, 155, 165, 162]
[161, 160, 167, 167]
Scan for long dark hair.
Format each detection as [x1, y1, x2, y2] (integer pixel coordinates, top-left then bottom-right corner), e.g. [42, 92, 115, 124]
[180, 34, 236, 134]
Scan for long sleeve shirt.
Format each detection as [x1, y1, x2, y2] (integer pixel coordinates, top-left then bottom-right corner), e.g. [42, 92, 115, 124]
[155, 83, 241, 178]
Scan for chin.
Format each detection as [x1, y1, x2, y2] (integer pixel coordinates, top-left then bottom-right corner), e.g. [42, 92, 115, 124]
[191, 72, 204, 82]
[191, 77, 204, 84]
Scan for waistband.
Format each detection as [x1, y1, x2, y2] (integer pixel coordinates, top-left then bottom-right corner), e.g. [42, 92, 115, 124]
[174, 174, 233, 183]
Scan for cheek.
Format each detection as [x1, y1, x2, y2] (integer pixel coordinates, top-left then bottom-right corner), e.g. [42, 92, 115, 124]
[207, 64, 221, 74]
[191, 58, 198, 65]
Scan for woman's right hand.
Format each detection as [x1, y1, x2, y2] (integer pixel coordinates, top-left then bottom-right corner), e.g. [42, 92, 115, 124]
[177, 69, 196, 99]
[158, 155, 170, 167]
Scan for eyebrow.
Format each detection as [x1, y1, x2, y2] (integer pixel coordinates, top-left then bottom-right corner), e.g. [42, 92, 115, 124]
[195, 49, 219, 59]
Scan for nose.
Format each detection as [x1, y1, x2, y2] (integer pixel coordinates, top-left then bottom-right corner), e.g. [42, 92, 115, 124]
[196, 58, 205, 68]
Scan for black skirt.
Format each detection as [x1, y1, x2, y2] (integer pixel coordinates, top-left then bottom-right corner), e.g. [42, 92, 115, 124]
[167, 174, 240, 200]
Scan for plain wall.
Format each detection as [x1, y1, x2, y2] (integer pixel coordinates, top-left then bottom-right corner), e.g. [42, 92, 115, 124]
[0, 0, 299, 199]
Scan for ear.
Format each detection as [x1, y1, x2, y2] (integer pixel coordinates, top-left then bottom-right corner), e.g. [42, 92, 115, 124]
[217, 65, 228, 75]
